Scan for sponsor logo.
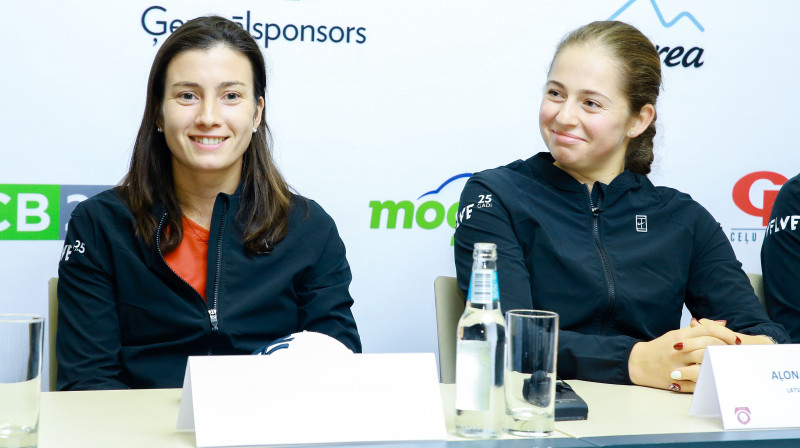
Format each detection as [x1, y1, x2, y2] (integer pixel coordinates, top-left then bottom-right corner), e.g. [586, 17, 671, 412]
[610, 0, 704, 31]
[635, 215, 648, 232]
[732, 172, 787, 225]
[735, 407, 751, 425]
[609, 0, 705, 68]
[141, 6, 367, 48]
[368, 174, 471, 245]
[0, 185, 110, 241]
[729, 172, 788, 245]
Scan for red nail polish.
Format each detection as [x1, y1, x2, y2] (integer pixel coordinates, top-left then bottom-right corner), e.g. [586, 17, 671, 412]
[670, 383, 681, 392]
[673, 342, 684, 350]
[735, 336, 742, 345]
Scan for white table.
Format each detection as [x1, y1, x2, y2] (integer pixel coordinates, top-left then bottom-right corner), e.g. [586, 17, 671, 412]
[37, 381, 799, 447]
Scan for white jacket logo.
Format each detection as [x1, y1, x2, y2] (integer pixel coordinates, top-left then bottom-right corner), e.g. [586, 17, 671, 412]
[60, 239, 86, 261]
[636, 215, 648, 233]
[455, 193, 493, 228]
[766, 215, 800, 235]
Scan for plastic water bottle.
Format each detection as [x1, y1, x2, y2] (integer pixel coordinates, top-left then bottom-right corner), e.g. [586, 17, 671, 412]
[454, 242, 506, 438]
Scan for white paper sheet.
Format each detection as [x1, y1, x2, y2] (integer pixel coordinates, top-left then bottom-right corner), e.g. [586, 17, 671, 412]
[690, 344, 800, 430]
[176, 353, 447, 447]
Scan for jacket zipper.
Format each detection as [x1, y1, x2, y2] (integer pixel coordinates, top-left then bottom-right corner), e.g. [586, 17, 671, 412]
[210, 201, 227, 333]
[155, 211, 221, 336]
[586, 185, 616, 334]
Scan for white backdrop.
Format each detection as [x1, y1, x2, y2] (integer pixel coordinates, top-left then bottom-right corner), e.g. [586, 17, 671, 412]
[1, 0, 798, 389]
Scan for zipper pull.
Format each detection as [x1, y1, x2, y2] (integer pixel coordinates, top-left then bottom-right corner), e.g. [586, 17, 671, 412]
[208, 309, 219, 332]
[592, 207, 604, 217]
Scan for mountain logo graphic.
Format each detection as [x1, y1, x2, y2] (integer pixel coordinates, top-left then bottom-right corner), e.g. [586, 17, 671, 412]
[609, 0, 704, 32]
[417, 173, 472, 200]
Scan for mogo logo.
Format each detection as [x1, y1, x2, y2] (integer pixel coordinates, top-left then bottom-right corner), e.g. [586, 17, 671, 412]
[368, 174, 471, 245]
[0, 185, 110, 240]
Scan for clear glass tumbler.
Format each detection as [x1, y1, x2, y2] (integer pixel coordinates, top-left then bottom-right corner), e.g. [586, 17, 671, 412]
[504, 309, 558, 437]
[0, 314, 44, 448]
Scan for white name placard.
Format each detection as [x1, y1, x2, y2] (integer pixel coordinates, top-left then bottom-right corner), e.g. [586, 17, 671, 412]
[689, 344, 800, 430]
[176, 353, 446, 447]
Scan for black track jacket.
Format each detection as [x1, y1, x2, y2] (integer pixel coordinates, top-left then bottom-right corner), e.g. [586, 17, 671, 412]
[455, 153, 789, 384]
[761, 173, 800, 342]
[57, 188, 361, 390]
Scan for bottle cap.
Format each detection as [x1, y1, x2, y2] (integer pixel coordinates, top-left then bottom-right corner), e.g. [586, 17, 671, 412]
[473, 242, 497, 260]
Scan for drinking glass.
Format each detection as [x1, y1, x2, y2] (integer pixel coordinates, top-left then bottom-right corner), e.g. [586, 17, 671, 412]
[504, 310, 558, 437]
[0, 314, 44, 448]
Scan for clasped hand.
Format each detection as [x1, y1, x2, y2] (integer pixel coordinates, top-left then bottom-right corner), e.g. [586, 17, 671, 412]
[628, 318, 773, 393]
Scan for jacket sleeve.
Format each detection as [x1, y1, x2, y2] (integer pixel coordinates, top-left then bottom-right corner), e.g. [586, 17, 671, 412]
[454, 174, 639, 384]
[558, 331, 639, 384]
[453, 175, 532, 312]
[56, 204, 128, 390]
[761, 179, 800, 343]
[685, 206, 790, 343]
[295, 205, 362, 353]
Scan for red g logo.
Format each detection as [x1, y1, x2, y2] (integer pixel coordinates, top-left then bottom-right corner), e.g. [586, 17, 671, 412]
[732, 172, 788, 226]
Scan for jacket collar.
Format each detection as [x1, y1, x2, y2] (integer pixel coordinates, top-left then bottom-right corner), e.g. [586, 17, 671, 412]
[526, 152, 651, 206]
[149, 183, 243, 216]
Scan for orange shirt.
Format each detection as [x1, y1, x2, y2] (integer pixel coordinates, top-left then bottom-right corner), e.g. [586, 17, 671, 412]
[164, 217, 209, 301]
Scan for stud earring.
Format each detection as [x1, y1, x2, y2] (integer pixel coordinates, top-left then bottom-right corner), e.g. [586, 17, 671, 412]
[628, 130, 635, 137]
[253, 127, 258, 134]
[157, 127, 162, 133]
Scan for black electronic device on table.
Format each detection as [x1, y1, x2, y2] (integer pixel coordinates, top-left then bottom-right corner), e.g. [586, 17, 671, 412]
[523, 375, 589, 421]
[554, 380, 589, 421]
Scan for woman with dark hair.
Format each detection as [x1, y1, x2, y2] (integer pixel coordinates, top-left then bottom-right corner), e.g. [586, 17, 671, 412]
[57, 16, 361, 390]
[454, 21, 789, 393]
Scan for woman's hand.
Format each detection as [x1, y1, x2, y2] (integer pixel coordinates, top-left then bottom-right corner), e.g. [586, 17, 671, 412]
[628, 319, 738, 393]
[690, 318, 776, 345]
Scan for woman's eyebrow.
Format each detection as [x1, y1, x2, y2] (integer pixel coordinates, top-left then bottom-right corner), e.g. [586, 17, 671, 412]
[168, 81, 246, 89]
[546, 80, 611, 102]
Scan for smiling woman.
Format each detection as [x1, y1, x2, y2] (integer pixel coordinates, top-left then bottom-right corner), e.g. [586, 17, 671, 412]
[539, 43, 654, 188]
[454, 20, 789, 394]
[55, 16, 361, 391]
[160, 45, 265, 227]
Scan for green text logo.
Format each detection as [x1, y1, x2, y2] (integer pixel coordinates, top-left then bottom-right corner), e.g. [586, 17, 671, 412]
[0, 185, 111, 240]
[369, 200, 459, 230]
[368, 174, 472, 245]
[0, 185, 60, 240]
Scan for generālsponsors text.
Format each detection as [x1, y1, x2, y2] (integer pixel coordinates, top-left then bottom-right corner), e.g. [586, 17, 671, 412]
[142, 6, 367, 48]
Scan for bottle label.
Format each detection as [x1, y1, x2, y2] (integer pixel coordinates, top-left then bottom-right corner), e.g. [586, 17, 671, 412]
[468, 270, 499, 305]
[454, 340, 492, 411]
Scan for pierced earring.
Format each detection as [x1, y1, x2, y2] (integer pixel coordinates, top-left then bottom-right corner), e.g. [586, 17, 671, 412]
[157, 127, 162, 133]
[253, 127, 258, 134]
[628, 130, 635, 137]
